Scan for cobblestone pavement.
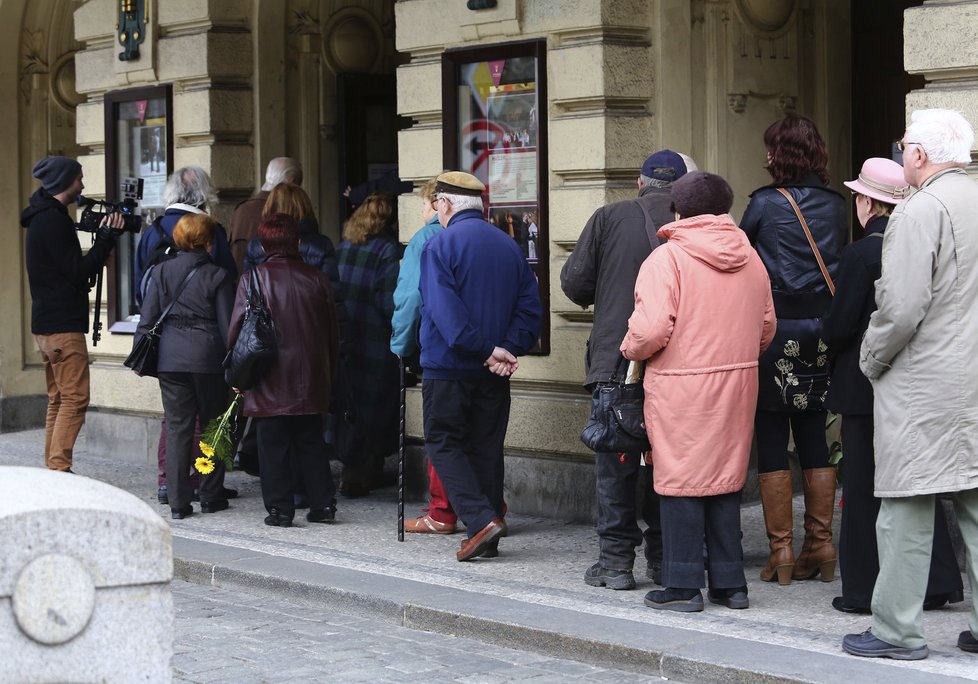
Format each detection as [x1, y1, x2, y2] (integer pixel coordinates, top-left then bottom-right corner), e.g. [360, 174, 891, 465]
[171, 580, 668, 684]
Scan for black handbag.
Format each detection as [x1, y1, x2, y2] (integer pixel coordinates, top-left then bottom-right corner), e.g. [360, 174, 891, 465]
[580, 355, 650, 454]
[224, 267, 277, 390]
[124, 265, 201, 377]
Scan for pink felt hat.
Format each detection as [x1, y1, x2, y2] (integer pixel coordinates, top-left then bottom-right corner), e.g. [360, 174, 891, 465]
[844, 157, 910, 204]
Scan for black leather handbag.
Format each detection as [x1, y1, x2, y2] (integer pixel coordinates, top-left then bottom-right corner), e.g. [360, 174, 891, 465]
[224, 267, 277, 390]
[124, 265, 201, 377]
[580, 355, 650, 454]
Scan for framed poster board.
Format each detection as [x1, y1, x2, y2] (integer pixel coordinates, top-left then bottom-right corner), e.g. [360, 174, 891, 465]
[103, 84, 173, 333]
[442, 40, 549, 354]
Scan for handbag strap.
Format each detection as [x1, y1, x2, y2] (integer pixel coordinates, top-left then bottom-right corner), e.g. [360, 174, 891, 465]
[633, 199, 662, 250]
[149, 265, 201, 333]
[610, 354, 630, 382]
[248, 266, 267, 310]
[776, 188, 835, 296]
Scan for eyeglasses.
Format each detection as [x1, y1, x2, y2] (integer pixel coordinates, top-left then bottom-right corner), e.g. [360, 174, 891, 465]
[896, 140, 922, 152]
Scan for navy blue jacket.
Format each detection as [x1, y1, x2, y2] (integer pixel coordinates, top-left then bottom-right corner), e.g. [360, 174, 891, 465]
[134, 205, 236, 305]
[821, 215, 886, 416]
[419, 209, 541, 379]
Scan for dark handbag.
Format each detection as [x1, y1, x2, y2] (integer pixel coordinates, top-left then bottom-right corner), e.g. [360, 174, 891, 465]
[224, 267, 278, 390]
[124, 265, 201, 377]
[580, 355, 650, 454]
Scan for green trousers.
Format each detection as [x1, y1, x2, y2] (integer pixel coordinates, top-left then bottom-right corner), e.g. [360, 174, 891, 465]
[872, 490, 978, 648]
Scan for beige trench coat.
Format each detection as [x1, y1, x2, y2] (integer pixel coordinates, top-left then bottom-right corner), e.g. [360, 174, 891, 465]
[860, 168, 978, 497]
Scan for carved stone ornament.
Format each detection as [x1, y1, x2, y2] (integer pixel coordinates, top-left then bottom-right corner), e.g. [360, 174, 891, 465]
[322, 8, 383, 74]
[728, 93, 748, 114]
[51, 53, 84, 112]
[734, 0, 796, 37]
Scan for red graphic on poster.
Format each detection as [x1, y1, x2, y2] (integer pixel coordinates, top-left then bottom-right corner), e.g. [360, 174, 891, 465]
[135, 100, 148, 123]
[488, 60, 505, 87]
[460, 119, 510, 183]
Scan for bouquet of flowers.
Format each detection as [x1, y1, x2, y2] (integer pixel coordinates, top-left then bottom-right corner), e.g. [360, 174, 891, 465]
[195, 394, 241, 475]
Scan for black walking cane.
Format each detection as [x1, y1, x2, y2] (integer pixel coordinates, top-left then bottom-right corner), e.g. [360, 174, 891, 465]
[398, 356, 406, 541]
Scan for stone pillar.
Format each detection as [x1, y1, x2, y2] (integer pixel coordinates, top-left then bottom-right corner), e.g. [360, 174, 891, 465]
[0, 466, 173, 682]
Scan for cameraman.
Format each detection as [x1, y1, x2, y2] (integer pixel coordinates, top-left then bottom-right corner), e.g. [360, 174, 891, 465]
[21, 156, 124, 472]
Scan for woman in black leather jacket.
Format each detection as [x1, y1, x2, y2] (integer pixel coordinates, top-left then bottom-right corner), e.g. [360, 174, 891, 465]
[740, 114, 847, 586]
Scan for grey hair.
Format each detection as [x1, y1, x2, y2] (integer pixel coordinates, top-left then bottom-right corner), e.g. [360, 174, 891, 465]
[906, 109, 974, 165]
[441, 193, 483, 213]
[164, 166, 218, 208]
[262, 157, 303, 191]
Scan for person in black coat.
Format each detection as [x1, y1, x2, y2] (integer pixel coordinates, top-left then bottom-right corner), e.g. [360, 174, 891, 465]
[821, 157, 963, 613]
[740, 114, 848, 586]
[135, 214, 235, 519]
[22, 156, 123, 472]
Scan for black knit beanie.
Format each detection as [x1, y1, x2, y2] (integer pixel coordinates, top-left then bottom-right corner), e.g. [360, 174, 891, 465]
[32, 156, 82, 195]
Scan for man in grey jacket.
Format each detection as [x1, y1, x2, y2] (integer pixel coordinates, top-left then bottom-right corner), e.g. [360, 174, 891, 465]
[560, 150, 691, 590]
[843, 108, 978, 660]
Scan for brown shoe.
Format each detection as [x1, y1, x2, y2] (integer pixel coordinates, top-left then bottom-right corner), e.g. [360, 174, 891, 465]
[405, 514, 458, 535]
[456, 519, 505, 561]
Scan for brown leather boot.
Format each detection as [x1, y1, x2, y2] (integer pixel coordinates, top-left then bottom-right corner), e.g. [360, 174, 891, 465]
[792, 467, 837, 581]
[759, 470, 795, 585]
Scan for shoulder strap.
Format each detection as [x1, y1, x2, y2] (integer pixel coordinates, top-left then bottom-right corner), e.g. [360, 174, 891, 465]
[149, 265, 201, 333]
[634, 200, 661, 250]
[776, 188, 835, 296]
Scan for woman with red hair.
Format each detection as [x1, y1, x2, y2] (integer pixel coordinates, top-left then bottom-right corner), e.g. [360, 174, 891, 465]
[741, 114, 847, 586]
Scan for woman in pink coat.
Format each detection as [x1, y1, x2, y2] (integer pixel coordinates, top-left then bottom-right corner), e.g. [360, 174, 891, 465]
[621, 172, 776, 612]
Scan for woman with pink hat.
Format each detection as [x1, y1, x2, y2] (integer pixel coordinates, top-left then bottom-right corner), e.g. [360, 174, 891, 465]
[820, 157, 963, 614]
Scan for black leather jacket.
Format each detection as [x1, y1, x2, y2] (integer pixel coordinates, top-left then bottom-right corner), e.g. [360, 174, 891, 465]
[741, 173, 848, 319]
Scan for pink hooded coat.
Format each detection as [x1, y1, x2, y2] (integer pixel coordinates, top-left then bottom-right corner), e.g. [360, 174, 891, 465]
[621, 214, 776, 496]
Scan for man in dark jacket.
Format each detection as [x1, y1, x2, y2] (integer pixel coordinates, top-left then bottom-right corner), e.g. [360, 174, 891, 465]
[419, 171, 541, 561]
[229, 157, 303, 272]
[22, 156, 123, 471]
[560, 149, 690, 590]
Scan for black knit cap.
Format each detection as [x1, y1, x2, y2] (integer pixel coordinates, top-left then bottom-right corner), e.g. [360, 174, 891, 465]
[670, 171, 734, 217]
[32, 156, 82, 195]
[435, 171, 485, 197]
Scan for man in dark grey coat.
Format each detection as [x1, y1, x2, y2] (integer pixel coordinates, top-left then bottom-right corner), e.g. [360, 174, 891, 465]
[560, 150, 691, 590]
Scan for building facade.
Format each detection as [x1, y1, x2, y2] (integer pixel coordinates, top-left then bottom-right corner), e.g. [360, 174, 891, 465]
[1, 0, 973, 520]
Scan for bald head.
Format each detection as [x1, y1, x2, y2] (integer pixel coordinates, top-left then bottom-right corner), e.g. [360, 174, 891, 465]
[262, 157, 303, 191]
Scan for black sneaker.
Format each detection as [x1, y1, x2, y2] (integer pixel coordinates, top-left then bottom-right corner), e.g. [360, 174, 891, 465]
[646, 561, 662, 585]
[306, 506, 336, 523]
[264, 508, 293, 527]
[708, 586, 749, 609]
[644, 588, 704, 612]
[171, 506, 193, 520]
[959, 630, 978, 654]
[584, 563, 636, 590]
[200, 499, 229, 514]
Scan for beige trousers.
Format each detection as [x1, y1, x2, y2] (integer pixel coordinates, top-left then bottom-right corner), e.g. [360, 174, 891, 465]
[35, 332, 90, 471]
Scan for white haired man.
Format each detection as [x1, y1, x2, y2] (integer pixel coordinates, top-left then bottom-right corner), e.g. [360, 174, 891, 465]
[229, 157, 303, 271]
[843, 108, 978, 660]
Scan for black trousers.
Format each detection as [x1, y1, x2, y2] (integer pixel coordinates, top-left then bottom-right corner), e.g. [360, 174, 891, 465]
[755, 409, 830, 473]
[158, 372, 227, 510]
[660, 492, 745, 590]
[838, 415, 963, 608]
[422, 376, 509, 538]
[255, 414, 336, 519]
[595, 448, 661, 571]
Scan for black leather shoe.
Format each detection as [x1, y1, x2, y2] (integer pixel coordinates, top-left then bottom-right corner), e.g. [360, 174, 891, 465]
[923, 590, 964, 610]
[192, 489, 200, 502]
[171, 506, 193, 520]
[306, 506, 336, 523]
[832, 596, 870, 614]
[200, 499, 229, 514]
[708, 587, 749, 609]
[264, 508, 293, 527]
[222, 487, 239, 500]
[157, 485, 168, 505]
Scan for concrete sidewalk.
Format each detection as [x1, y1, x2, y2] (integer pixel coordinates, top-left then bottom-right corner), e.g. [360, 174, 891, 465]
[1, 427, 974, 682]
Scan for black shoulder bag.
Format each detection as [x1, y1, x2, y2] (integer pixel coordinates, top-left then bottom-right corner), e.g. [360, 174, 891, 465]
[125, 265, 201, 377]
[224, 267, 278, 390]
[580, 355, 650, 454]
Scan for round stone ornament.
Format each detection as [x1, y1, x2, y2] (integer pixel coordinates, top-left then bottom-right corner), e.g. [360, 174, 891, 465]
[12, 554, 96, 645]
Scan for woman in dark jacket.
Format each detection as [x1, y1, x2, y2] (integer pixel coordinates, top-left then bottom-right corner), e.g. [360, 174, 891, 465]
[228, 213, 340, 527]
[135, 214, 235, 519]
[241, 182, 339, 293]
[335, 193, 400, 497]
[741, 114, 847, 585]
[821, 158, 963, 614]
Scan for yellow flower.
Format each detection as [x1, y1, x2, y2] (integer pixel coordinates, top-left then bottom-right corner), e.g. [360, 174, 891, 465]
[199, 441, 215, 457]
[195, 457, 215, 475]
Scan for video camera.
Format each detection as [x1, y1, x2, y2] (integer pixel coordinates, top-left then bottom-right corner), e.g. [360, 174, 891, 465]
[76, 177, 144, 234]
